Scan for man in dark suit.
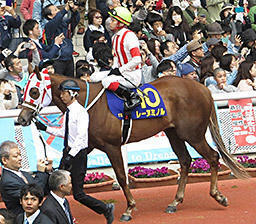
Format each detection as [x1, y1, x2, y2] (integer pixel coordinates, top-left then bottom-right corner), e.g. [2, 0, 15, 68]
[0, 140, 51, 215]
[16, 184, 54, 224]
[41, 170, 74, 224]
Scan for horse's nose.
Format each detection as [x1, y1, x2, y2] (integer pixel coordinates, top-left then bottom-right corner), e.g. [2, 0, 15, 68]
[18, 116, 27, 126]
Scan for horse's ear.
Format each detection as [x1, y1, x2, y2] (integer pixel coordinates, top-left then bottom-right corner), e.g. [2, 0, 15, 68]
[34, 66, 42, 80]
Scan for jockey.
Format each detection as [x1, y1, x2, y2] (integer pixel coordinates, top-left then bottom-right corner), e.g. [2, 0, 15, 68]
[103, 6, 142, 110]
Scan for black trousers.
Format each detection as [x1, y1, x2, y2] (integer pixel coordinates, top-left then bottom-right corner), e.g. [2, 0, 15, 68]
[53, 59, 74, 77]
[60, 147, 108, 214]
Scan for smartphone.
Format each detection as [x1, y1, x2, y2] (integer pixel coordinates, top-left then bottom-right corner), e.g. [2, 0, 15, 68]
[23, 42, 31, 49]
[0, 0, 6, 7]
[235, 7, 244, 13]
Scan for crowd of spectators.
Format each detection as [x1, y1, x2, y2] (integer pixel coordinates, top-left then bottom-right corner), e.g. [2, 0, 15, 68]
[0, 0, 256, 111]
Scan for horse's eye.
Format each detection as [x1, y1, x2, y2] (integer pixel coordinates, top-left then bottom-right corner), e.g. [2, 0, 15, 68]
[29, 87, 40, 100]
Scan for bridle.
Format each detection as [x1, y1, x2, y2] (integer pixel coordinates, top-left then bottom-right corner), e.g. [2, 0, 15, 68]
[22, 69, 52, 117]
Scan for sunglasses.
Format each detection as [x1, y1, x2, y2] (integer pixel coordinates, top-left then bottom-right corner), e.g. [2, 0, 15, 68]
[94, 16, 102, 19]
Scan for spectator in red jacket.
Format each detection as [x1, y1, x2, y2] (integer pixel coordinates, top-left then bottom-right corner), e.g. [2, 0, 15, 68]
[20, 0, 35, 20]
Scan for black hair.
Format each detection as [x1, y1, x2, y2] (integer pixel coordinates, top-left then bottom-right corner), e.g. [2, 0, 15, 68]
[42, 4, 54, 20]
[164, 6, 190, 33]
[93, 43, 113, 68]
[220, 53, 234, 72]
[88, 9, 102, 25]
[156, 59, 176, 74]
[76, 67, 93, 78]
[233, 60, 254, 86]
[146, 12, 163, 27]
[4, 55, 18, 71]
[76, 60, 89, 70]
[221, 24, 232, 34]
[23, 19, 38, 36]
[89, 31, 105, 44]
[160, 40, 171, 56]
[129, 21, 143, 34]
[211, 45, 227, 62]
[20, 184, 44, 203]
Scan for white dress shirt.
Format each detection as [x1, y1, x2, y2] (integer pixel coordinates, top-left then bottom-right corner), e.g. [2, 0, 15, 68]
[24, 209, 40, 224]
[46, 100, 89, 157]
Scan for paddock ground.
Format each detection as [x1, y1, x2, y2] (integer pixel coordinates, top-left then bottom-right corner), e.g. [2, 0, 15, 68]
[68, 177, 256, 224]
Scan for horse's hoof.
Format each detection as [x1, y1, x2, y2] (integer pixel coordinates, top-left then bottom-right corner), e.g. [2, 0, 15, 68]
[120, 214, 132, 222]
[220, 197, 229, 207]
[165, 206, 177, 213]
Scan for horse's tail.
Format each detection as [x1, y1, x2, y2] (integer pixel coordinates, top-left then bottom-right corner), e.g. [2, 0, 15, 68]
[209, 103, 249, 179]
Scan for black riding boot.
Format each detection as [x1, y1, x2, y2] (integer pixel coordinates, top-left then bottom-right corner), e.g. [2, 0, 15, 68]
[114, 84, 141, 110]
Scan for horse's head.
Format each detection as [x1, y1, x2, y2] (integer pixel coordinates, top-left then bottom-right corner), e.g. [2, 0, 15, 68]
[18, 69, 52, 126]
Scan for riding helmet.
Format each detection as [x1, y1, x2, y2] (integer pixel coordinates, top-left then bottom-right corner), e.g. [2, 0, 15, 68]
[108, 6, 132, 26]
[59, 80, 80, 91]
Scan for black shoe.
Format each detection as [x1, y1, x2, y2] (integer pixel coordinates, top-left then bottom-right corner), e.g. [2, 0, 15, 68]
[125, 91, 142, 110]
[104, 203, 115, 224]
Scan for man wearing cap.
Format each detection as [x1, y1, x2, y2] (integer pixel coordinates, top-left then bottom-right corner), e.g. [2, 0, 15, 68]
[35, 80, 115, 224]
[203, 22, 239, 55]
[186, 39, 204, 78]
[180, 62, 199, 81]
[102, 6, 142, 110]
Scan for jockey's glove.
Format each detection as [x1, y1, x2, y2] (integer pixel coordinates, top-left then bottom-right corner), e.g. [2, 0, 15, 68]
[108, 68, 122, 76]
[35, 121, 47, 131]
[63, 154, 74, 171]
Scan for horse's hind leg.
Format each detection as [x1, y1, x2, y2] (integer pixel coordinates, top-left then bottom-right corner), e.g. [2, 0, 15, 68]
[190, 139, 229, 207]
[164, 128, 192, 213]
[105, 144, 136, 222]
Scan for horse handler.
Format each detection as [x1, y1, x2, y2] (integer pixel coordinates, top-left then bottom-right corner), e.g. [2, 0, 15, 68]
[35, 79, 115, 224]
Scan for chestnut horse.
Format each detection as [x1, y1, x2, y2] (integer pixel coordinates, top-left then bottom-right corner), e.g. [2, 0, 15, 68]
[18, 71, 248, 221]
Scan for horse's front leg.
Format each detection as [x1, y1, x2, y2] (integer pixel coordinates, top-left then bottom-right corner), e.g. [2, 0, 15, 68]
[105, 144, 136, 222]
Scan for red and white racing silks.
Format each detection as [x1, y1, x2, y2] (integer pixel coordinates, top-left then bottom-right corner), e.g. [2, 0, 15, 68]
[112, 28, 141, 72]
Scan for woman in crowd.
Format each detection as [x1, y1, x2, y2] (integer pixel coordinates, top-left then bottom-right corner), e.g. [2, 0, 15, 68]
[147, 38, 162, 62]
[208, 68, 238, 94]
[200, 55, 219, 84]
[83, 9, 111, 53]
[233, 61, 256, 91]
[140, 40, 159, 84]
[164, 6, 191, 47]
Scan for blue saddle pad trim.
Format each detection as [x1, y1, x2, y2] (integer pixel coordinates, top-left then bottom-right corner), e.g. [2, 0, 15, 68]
[106, 83, 167, 120]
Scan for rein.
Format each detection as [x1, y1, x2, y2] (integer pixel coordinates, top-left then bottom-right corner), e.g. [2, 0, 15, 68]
[85, 86, 105, 111]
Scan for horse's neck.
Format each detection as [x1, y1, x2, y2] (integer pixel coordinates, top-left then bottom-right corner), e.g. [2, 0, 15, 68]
[50, 74, 104, 112]
[81, 82, 104, 108]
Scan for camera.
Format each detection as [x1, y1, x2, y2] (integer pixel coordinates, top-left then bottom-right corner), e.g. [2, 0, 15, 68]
[73, 0, 85, 7]
[23, 42, 31, 49]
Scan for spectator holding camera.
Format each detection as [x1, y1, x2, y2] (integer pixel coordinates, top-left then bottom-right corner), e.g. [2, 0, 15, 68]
[0, 140, 51, 215]
[3, 41, 41, 103]
[23, 19, 64, 60]
[0, 4, 21, 50]
[0, 79, 18, 110]
[42, 1, 80, 77]
[183, 0, 210, 29]
[32, 0, 65, 33]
